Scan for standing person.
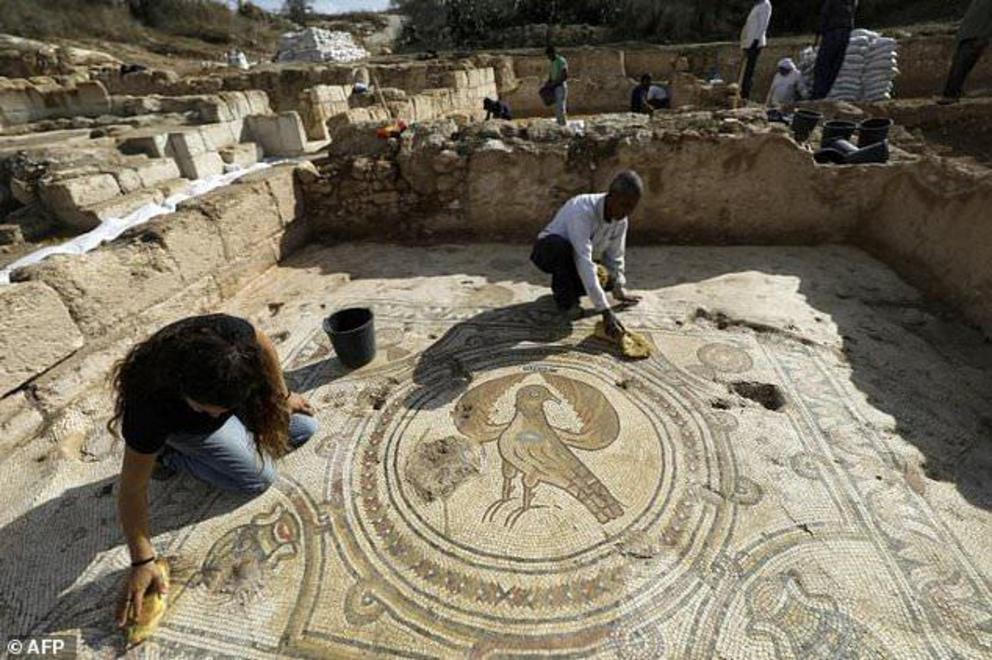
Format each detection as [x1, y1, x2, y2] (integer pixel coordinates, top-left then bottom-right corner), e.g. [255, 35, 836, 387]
[812, 0, 858, 99]
[939, 0, 992, 104]
[530, 171, 645, 336]
[545, 46, 569, 126]
[740, 0, 774, 101]
[109, 314, 318, 628]
[630, 74, 670, 113]
[766, 57, 808, 108]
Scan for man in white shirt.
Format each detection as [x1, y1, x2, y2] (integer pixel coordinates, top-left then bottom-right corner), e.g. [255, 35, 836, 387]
[530, 171, 644, 337]
[631, 74, 671, 113]
[740, 0, 773, 100]
[766, 57, 808, 107]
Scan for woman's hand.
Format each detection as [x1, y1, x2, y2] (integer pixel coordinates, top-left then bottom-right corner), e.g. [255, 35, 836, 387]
[287, 392, 314, 416]
[115, 561, 168, 627]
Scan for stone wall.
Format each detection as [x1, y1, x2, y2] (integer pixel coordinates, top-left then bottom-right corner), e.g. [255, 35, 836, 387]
[8, 89, 308, 233]
[299, 84, 352, 140]
[304, 111, 992, 336]
[0, 78, 112, 130]
[0, 163, 314, 453]
[494, 34, 992, 117]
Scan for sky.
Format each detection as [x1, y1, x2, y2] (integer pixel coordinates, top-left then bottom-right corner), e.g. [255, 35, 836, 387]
[244, 0, 391, 14]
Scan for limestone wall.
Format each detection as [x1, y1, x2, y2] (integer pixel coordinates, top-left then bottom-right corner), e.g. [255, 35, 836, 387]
[9, 89, 298, 233]
[0, 163, 313, 453]
[304, 112, 992, 336]
[219, 62, 499, 130]
[0, 78, 112, 130]
[860, 158, 992, 333]
[307, 112, 867, 243]
[299, 84, 352, 140]
[495, 34, 992, 117]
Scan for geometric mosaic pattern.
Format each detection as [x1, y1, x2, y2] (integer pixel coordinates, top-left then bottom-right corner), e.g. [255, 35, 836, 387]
[4, 298, 991, 658]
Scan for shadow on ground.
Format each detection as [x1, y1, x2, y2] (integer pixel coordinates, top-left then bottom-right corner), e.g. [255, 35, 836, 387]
[0, 472, 253, 641]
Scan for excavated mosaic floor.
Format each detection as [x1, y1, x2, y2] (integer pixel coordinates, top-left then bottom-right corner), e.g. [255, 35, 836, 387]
[2, 243, 992, 659]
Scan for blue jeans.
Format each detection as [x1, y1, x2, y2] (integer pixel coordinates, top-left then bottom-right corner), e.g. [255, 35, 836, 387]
[162, 414, 318, 495]
[554, 83, 568, 126]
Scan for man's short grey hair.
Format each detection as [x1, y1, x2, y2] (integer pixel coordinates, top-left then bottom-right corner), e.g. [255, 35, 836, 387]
[609, 170, 644, 197]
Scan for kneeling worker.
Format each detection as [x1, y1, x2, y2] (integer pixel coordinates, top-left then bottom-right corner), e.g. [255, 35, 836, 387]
[483, 97, 512, 120]
[531, 171, 644, 337]
[110, 314, 318, 627]
[631, 74, 671, 113]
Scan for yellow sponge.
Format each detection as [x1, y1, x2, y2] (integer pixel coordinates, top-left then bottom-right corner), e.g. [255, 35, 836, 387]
[593, 321, 653, 360]
[125, 559, 170, 647]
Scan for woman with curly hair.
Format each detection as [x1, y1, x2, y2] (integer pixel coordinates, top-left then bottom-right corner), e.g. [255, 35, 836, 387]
[107, 313, 317, 626]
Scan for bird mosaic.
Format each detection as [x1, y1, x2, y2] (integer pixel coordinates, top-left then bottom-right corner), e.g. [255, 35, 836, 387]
[451, 372, 624, 528]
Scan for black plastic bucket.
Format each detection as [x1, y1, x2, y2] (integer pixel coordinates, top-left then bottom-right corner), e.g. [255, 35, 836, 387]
[323, 307, 376, 369]
[857, 117, 894, 147]
[791, 109, 822, 142]
[821, 120, 858, 147]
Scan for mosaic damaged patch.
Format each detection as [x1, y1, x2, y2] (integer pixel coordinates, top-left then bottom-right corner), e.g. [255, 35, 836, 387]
[40, 302, 992, 658]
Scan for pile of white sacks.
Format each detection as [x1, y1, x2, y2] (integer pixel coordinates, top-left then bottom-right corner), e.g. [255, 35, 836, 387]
[798, 29, 900, 102]
[276, 28, 369, 63]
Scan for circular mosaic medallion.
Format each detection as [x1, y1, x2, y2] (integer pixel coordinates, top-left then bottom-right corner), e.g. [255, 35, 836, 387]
[697, 343, 754, 373]
[326, 342, 738, 648]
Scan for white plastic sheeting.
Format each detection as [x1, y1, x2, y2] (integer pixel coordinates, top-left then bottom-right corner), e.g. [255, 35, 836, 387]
[799, 30, 899, 102]
[275, 28, 369, 63]
[0, 162, 274, 285]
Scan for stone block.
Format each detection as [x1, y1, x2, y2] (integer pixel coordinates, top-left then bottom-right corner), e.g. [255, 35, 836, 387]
[0, 392, 44, 454]
[447, 70, 470, 89]
[213, 243, 280, 298]
[119, 208, 225, 284]
[156, 178, 190, 199]
[75, 80, 112, 115]
[245, 112, 308, 157]
[134, 157, 182, 188]
[113, 168, 143, 194]
[198, 121, 243, 151]
[219, 142, 263, 168]
[179, 178, 283, 259]
[38, 173, 122, 230]
[244, 89, 273, 115]
[219, 91, 252, 120]
[0, 281, 85, 394]
[79, 188, 165, 225]
[118, 131, 170, 159]
[166, 130, 210, 160]
[175, 151, 226, 180]
[11, 239, 184, 340]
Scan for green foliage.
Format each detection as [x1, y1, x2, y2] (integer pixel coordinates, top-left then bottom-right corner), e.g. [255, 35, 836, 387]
[0, 0, 285, 50]
[283, 0, 313, 24]
[391, 0, 970, 49]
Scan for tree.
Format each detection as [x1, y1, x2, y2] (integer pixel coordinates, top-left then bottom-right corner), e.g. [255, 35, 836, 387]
[284, 0, 313, 24]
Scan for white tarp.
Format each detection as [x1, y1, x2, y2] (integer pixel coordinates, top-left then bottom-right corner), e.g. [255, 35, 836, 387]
[0, 162, 274, 285]
[799, 30, 900, 102]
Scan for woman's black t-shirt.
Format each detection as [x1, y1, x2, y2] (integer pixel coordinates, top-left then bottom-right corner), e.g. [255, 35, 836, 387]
[121, 314, 255, 454]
